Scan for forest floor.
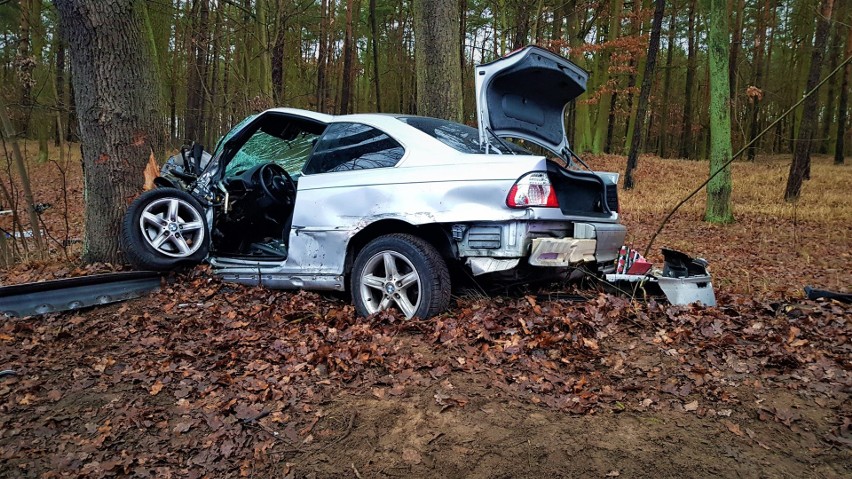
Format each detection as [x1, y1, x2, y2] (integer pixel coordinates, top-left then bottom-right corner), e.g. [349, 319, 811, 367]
[1, 147, 850, 477]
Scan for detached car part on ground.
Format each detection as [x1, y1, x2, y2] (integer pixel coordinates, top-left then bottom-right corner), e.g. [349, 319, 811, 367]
[121, 46, 627, 319]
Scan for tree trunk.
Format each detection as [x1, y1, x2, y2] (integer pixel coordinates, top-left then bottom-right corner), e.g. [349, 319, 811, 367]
[785, 0, 834, 201]
[271, 10, 287, 104]
[369, 0, 382, 112]
[835, 11, 852, 165]
[413, 0, 463, 122]
[592, 0, 624, 154]
[621, 0, 643, 154]
[206, 7, 221, 148]
[66, 66, 77, 141]
[679, 0, 697, 159]
[185, 0, 210, 143]
[256, 0, 273, 100]
[459, 0, 468, 118]
[658, 8, 677, 158]
[729, 0, 745, 98]
[819, 17, 842, 154]
[16, 0, 35, 135]
[317, 0, 329, 111]
[339, 0, 358, 114]
[705, 0, 734, 223]
[54, 25, 66, 147]
[512, 3, 530, 50]
[747, 0, 769, 162]
[623, 0, 665, 190]
[53, 0, 164, 263]
[0, 95, 44, 252]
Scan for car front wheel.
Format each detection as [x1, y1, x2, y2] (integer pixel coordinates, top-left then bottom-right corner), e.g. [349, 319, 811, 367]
[121, 188, 209, 270]
[351, 234, 450, 319]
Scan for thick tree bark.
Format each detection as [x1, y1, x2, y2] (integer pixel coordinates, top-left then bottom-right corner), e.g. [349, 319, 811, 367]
[623, 0, 665, 190]
[413, 0, 463, 121]
[835, 14, 852, 165]
[785, 0, 834, 201]
[679, 0, 697, 159]
[705, 0, 734, 223]
[53, 0, 164, 263]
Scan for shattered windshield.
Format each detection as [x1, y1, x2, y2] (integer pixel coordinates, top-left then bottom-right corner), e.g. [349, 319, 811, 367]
[396, 116, 531, 155]
[212, 114, 257, 157]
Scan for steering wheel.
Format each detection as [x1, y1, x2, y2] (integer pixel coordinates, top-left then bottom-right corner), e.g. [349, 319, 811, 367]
[258, 163, 296, 205]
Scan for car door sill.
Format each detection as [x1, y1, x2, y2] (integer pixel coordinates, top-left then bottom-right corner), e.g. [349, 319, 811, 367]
[216, 270, 346, 291]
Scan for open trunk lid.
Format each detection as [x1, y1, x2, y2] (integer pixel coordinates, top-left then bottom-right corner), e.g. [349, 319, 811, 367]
[475, 45, 588, 154]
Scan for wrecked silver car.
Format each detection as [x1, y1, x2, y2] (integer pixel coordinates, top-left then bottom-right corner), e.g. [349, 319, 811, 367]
[121, 46, 627, 319]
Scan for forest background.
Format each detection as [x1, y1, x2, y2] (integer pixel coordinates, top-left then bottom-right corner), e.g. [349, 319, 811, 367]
[3, 0, 849, 163]
[0, 0, 849, 264]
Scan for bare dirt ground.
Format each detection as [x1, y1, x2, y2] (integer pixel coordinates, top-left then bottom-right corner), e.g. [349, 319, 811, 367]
[1, 150, 850, 477]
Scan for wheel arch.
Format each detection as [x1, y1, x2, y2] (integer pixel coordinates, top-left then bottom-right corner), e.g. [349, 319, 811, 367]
[344, 219, 456, 276]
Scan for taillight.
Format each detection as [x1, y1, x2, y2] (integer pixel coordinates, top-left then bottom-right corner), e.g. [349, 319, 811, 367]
[506, 172, 559, 208]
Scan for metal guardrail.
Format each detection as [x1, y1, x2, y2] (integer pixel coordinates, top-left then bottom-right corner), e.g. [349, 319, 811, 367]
[0, 271, 162, 317]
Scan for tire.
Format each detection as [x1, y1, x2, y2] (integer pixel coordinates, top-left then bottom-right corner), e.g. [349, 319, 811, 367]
[121, 188, 209, 270]
[351, 233, 451, 320]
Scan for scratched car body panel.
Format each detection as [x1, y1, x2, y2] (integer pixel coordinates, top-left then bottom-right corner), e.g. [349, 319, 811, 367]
[121, 46, 627, 319]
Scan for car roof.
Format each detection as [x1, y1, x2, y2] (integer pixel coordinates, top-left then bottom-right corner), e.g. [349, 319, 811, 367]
[260, 107, 477, 167]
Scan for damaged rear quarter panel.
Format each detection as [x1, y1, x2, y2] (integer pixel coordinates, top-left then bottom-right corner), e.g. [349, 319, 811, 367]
[289, 159, 542, 275]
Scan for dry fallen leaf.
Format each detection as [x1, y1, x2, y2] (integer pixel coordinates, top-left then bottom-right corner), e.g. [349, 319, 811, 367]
[149, 380, 164, 396]
[582, 338, 600, 351]
[684, 400, 699, 412]
[721, 419, 744, 437]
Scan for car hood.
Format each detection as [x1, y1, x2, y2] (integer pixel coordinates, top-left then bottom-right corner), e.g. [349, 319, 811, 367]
[475, 46, 588, 154]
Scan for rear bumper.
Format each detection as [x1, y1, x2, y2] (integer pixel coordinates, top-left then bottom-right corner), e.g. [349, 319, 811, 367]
[527, 222, 626, 267]
[457, 221, 627, 275]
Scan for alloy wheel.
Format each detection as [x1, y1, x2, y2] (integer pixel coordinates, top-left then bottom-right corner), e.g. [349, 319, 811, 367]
[359, 250, 422, 318]
[138, 197, 205, 258]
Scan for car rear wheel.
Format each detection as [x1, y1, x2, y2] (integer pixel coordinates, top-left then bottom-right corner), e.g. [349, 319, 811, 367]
[351, 234, 450, 319]
[121, 188, 209, 270]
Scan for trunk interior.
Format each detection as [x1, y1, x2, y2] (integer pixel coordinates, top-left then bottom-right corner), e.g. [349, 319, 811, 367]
[546, 161, 617, 218]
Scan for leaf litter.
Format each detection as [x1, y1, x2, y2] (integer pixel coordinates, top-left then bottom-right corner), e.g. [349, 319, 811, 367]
[0, 265, 850, 477]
